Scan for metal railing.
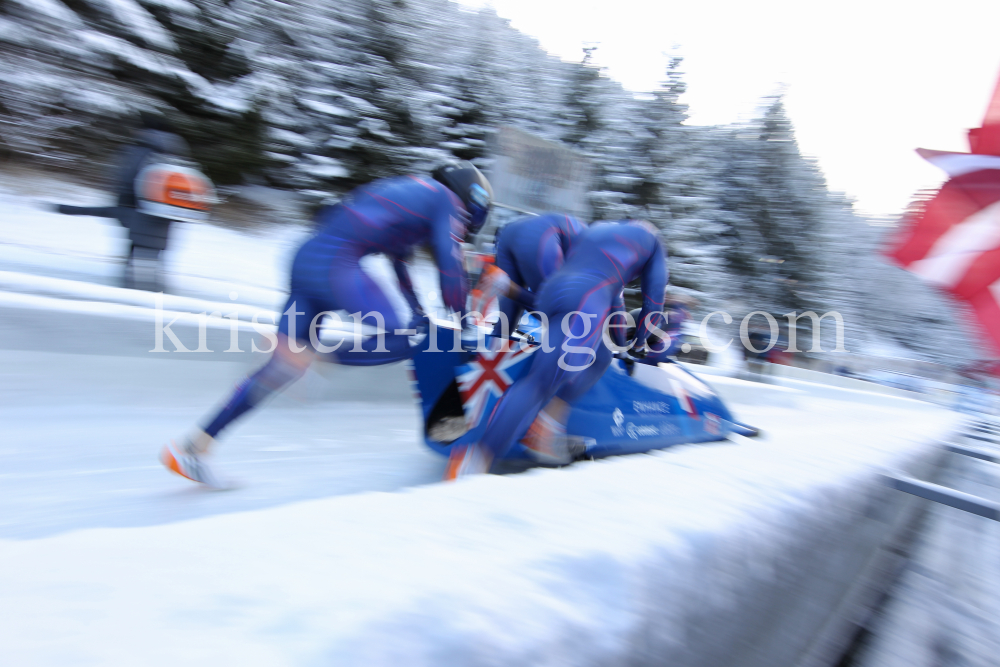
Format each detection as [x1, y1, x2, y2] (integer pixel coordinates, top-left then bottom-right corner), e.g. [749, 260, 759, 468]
[882, 418, 1000, 520]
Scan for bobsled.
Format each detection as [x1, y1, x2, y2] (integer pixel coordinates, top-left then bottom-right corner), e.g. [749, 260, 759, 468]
[409, 318, 759, 463]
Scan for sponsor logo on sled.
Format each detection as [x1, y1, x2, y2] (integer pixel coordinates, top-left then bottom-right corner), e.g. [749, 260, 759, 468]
[611, 408, 659, 439]
[626, 422, 660, 440]
[658, 422, 680, 437]
[633, 400, 670, 414]
[611, 408, 625, 437]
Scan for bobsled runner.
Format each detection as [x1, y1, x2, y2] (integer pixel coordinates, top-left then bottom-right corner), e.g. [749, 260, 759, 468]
[409, 318, 759, 463]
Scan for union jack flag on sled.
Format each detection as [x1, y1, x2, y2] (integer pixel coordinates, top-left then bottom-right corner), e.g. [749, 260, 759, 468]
[407, 318, 758, 464]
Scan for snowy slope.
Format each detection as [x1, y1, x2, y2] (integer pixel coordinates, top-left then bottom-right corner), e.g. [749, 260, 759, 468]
[0, 377, 957, 666]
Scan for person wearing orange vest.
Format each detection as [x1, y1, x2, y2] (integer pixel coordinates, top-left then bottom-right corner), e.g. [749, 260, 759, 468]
[55, 113, 190, 290]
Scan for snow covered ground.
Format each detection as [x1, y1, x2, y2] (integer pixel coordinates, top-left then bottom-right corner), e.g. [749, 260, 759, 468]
[0, 343, 958, 665]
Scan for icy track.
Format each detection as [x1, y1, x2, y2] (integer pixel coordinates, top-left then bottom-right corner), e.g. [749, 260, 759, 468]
[0, 349, 957, 666]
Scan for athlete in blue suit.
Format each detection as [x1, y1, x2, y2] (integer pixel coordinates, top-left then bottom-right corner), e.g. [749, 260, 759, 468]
[470, 213, 586, 336]
[446, 220, 669, 478]
[163, 163, 492, 487]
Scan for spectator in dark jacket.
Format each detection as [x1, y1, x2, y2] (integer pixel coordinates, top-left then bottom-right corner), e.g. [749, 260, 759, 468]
[57, 113, 190, 290]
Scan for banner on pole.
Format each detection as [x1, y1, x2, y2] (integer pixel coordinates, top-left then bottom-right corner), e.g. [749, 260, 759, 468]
[487, 126, 592, 220]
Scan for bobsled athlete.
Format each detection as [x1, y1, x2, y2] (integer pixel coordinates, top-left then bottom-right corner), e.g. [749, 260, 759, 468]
[162, 162, 492, 487]
[470, 213, 586, 336]
[446, 220, 668, 479]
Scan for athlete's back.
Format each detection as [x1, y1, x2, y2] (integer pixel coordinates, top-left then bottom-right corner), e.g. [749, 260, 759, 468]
[495, 213, 586, 293]
[304, 176, 468, 313]
[319, 177, 462, 256]
[544, 221, 668, 346]
[560, 222, 665, 289]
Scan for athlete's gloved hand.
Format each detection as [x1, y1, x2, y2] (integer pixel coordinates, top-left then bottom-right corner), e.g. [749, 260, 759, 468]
[627, 342, 648, 359]
[470, 264, 510, 325]
[460, 323, 485, 351]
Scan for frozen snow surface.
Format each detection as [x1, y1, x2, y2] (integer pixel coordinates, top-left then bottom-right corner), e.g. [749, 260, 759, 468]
[0, 361, 957, 665]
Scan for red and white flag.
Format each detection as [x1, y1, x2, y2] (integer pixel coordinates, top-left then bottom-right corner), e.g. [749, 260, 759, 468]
[886, 69, 1000, 356]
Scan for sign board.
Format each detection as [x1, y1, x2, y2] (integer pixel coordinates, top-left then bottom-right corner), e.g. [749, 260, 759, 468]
[487, 126, 593, 221]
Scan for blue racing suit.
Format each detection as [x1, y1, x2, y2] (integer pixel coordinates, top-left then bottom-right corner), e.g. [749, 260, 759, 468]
[201, 176, 469, 439]
[490, 213, 586, 336]
[279, 176, 469, 365]
[479, 221, 668, 458]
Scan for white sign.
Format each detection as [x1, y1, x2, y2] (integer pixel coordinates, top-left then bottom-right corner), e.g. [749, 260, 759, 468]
[488, 126, 593, 220]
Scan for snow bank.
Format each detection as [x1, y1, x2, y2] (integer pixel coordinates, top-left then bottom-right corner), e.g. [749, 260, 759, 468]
[699, 374, 804, 408]
[0, 389, 957, 666]
[0, 270, 276, 322]
[855, 428, 1000, 667]
[0, 169, 447, 318]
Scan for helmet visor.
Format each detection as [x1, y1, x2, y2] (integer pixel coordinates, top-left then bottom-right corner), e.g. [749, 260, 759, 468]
[466, 183, 491, 230]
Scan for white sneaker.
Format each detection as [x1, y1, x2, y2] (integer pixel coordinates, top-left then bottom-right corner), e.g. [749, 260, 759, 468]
[160, 437, 227, 489]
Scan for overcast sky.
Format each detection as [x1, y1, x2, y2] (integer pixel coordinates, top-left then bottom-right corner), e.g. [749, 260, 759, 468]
[458, 0, 1000, 218]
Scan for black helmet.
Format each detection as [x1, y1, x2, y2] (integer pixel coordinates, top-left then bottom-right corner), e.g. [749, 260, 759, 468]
[431, 161, 493, 233]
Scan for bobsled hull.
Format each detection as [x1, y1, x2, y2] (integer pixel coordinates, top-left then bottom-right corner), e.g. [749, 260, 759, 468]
[409, 324, 754, 461]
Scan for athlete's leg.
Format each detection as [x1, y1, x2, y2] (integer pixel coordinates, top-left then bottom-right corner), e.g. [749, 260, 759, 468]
[520, 304, 612, 460]
[478, 342, 568, 460]
[445, 343, 570, 480]
[162, 233, 331, 485]
[196, 248, 415, 443]
[526, 318, 612, 448]
[518, 338, 612, 462]
[201, 336, 315, 440]
[479, 298, 608, 460]
[162, 323, 316, 486]
[554, 321, 613, 404]
[199, 288, 320, 441]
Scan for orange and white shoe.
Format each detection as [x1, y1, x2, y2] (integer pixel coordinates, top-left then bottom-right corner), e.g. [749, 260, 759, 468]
[160, 435, 227, 489]
[470, 264, 511, 325]
[443, 444, 493, 480]
[521, 411, 573, 465]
